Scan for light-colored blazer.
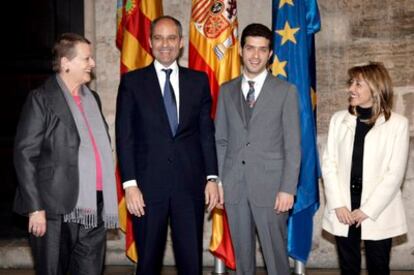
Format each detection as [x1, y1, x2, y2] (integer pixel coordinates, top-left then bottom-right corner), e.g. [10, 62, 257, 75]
[215, 73, 301, 207]
[322, 110, 409, 240]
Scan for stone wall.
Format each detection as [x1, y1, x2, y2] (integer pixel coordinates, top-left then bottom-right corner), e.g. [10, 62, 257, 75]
[313, 0, 414, 269]
[93, 0, 414, 269]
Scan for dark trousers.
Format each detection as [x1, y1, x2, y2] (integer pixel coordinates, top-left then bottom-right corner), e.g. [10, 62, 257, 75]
[133, 196, 205, 275]
[30, 192, 106, 275]
[335, 194, 392, 275]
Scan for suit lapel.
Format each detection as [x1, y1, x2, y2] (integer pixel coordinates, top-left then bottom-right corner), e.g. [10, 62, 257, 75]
[176, 67, 191, 135]
[146, 64, 174, 137]
[46, 76, 77, 133]
[176, 67, 187, 134]
[228, 77, 247, 127]
[250, 73, 273, 121]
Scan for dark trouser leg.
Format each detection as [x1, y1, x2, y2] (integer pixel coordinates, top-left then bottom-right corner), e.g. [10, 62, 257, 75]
[335, 194, 362, 275]
[335, 225, 362, 275]
[133, 199, 169, 275]
[63, 192, 107, 275]
[29, 214, 64, 275]
[365, 238, 392, 275]
[170, 196, 204, 275]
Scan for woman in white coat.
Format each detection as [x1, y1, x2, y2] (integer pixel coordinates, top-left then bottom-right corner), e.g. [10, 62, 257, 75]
[322, 62, 409, 275]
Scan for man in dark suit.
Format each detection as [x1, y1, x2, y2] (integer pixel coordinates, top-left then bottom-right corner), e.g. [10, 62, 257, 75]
[215, 24, 301, 274]
[116, 16, 219, 275]
[13, 33, 118, 275]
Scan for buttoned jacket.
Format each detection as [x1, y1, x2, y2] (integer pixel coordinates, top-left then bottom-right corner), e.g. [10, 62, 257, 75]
[215, 74, 301, 207]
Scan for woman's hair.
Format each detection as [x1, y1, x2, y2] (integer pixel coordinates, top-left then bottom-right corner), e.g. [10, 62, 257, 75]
[347, 61, 394, 123]
[52, 33, 90, 72]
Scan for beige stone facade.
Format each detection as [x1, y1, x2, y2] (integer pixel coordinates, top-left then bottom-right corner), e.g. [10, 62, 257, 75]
[92, 0, 414, 269]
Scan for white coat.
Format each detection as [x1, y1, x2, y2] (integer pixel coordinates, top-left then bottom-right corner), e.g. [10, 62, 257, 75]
[322, 110, 409, 240]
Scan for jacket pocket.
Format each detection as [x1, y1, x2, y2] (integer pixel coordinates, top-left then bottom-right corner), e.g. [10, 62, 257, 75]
[265, 159, 283, 171]
[37, 166, 54, 182]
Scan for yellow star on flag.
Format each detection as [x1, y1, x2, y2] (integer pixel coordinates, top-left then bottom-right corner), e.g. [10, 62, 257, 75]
[279, 0, 294, 9]
[276, 21, 300, 45]
[271, 54, 287, 77]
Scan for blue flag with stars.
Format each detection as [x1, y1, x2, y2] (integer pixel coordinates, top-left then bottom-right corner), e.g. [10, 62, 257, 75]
[271, 0, 321, 262]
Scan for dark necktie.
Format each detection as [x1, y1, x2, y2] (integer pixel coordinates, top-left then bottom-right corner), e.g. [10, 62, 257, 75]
[246, 80, 255, 108]
[162, 69, 178, 136]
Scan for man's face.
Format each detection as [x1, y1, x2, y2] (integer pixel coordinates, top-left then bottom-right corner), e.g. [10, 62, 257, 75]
[241, 36, 272, 78]
[149, 18, 183, 67]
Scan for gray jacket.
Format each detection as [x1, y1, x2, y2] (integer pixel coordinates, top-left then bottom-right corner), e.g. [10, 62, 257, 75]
[215, 73, 301, 207]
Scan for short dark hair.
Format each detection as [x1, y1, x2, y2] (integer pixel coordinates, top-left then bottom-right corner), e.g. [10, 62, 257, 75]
[151, 15, 183, 38]
[52, 33, 90, 72]
[240, 23, 273, 49]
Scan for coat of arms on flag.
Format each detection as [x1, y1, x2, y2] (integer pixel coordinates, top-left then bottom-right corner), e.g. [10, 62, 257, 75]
[191, 0, 238, 60]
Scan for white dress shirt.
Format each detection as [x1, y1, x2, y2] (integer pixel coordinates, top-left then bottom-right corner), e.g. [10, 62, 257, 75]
[154, 60, 180, 120]
[241, 69, 268, 101]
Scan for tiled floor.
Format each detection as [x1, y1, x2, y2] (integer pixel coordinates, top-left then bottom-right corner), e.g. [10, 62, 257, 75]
[0, 267, 413, 275]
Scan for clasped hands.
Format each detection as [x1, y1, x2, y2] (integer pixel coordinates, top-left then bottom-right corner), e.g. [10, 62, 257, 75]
[335, 207, 368, 227]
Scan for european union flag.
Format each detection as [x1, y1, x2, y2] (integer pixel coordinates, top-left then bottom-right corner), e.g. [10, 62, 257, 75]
[271, 0, 321, 262]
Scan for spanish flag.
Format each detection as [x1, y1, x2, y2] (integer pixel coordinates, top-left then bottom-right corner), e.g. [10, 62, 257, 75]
[189, 0, 240, 116]
[189, 0, 239, 269]
[115, 0, 163, 262]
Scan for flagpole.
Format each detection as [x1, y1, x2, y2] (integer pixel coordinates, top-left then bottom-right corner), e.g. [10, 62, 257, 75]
[213, 257, 227, 274]
[293, 260, 306, 275]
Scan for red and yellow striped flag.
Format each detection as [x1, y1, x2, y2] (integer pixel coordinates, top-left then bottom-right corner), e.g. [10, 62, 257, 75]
[189, 0, 239, 269]
[115, 0, 163, 262]
[116, 0, 162, 73]
[189, 0, 240, 116]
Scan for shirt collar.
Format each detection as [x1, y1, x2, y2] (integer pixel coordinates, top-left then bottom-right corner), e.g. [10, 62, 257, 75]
[154, 60, 179, 75]
[242, 69, 268, 87]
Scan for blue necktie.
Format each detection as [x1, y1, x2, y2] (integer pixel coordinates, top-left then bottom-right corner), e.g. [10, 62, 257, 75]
[162, 69, 178, 136]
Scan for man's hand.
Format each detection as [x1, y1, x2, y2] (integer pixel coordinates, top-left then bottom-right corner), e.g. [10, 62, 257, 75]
[28, 210, 46, 237]
[205, 181, 219, 212]
[125, 186, 146, 217]
[351, 209, 368, 228]
[274, 192, 294, 214]
[335, 207, 355, 225]
[215, 184, 224, 209]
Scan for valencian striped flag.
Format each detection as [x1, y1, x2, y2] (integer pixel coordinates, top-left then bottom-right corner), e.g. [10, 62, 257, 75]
[189, 0, 239, 269]
[116, 0, 162, 74]
[115, 0, 163, 262]
[271, 0, 321, 262]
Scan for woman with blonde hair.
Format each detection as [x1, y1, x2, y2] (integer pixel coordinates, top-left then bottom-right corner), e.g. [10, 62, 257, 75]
[322, 62, 409, 275]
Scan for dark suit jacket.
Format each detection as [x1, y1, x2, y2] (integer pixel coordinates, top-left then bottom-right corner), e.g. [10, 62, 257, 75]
[116, 64, 218, 203]
[13, 75, 106, 216]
